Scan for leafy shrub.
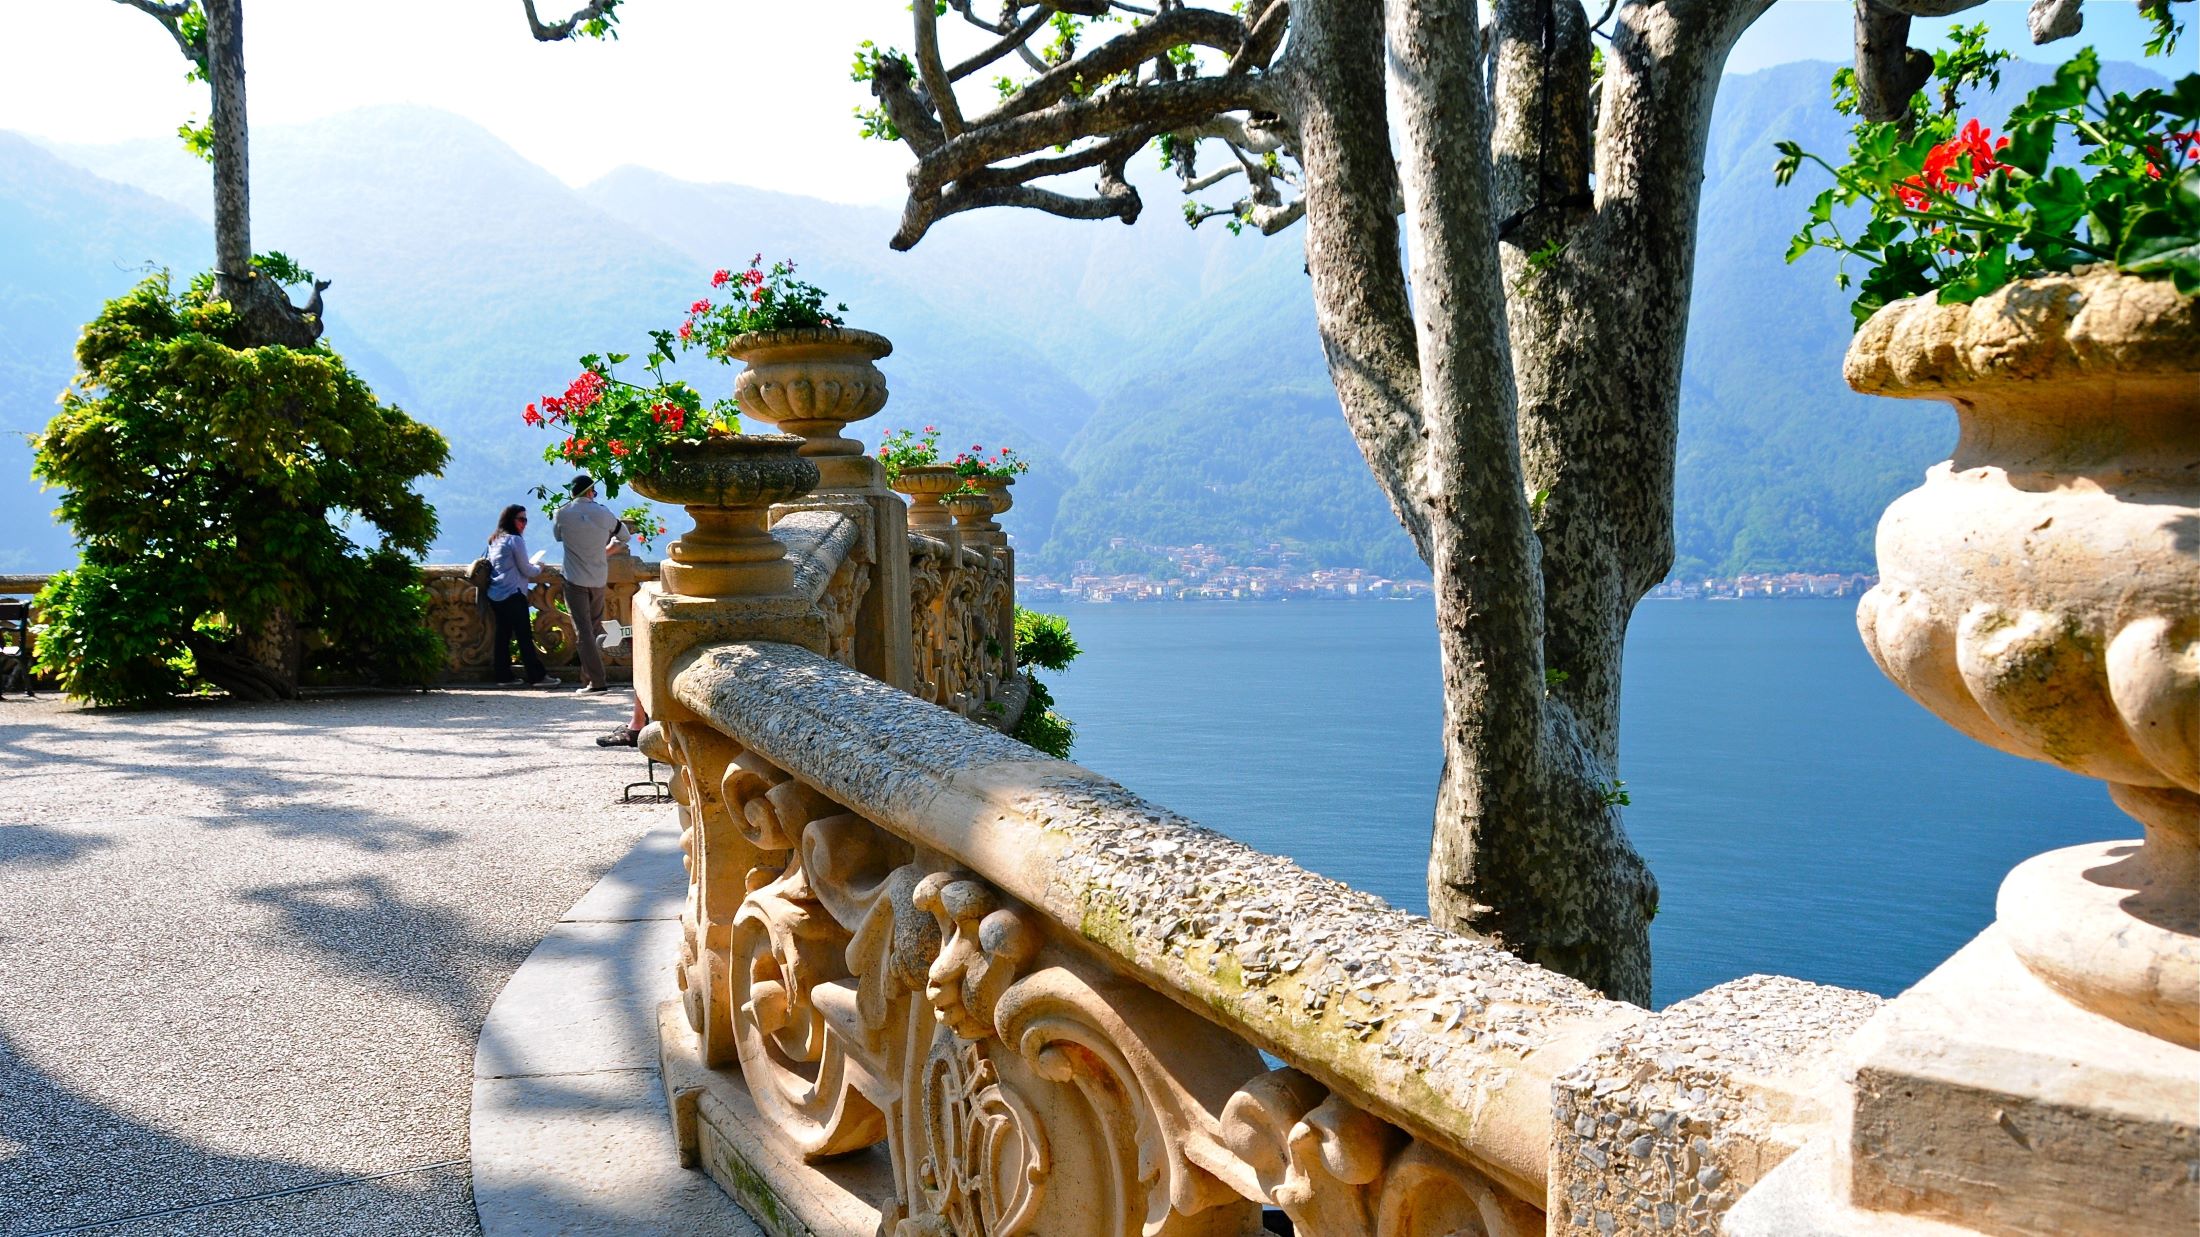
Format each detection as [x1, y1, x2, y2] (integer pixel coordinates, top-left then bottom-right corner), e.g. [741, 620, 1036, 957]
[31, 269, 448, 704]
[1011, 607, 1081, 758]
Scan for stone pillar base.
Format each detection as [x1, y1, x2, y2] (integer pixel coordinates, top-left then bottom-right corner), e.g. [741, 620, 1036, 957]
[658, 1002, 895, 1237]
[1728, 926, 2200, 1236]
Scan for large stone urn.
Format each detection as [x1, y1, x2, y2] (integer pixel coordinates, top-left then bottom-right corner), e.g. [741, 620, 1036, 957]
[1851, 269, 2199, 1048]
[627, 434, 819, 597]
[1746, 269, 2200, 1236]
[727, 328, 891, 461]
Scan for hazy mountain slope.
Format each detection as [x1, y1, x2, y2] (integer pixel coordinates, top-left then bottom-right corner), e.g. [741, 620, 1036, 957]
[7, 58, 2171, 578]
[0, 135, 207, 571]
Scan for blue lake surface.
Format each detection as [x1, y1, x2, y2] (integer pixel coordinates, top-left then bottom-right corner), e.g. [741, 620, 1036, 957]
[1038, 597, 2130, 1008]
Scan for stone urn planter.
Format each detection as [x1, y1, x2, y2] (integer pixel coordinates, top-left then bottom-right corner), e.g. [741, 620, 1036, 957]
[627, 434, 820, 597]
[975, 474, 1013, 533]
[890, 463, 961, 533]
[726, 328, 892, 459]
[1850, 268, 2200, 1047]
[943, 491, 994, 547]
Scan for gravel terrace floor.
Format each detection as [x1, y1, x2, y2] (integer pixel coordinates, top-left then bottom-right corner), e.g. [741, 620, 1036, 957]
[0, 686, 667, 1236]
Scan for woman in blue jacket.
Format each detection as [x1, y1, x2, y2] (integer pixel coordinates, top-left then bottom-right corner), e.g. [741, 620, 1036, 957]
[485, 504, 560, 687]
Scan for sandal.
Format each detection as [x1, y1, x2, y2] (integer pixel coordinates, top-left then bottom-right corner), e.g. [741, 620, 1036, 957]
[595, 726, 638, 748]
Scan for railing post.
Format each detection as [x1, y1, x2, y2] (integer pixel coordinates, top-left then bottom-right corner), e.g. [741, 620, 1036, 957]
[630, 435, 822, 727]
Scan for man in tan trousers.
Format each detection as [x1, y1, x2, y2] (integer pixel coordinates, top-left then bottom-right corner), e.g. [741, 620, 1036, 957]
[552, 473, 627, 695]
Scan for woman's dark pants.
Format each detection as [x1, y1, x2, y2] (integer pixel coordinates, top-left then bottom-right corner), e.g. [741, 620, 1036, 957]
[490, 591, 547, 684]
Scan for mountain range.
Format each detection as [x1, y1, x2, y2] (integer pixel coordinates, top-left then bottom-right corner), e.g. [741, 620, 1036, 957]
[0, 59, 2163, 579]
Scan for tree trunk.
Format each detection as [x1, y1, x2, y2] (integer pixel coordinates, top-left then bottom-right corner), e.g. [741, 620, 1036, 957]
[201, 0, 320, 348]
[1270, 0, 1772, 1005]
[188, 614, 301, 702]
[205, 0, 251, 304]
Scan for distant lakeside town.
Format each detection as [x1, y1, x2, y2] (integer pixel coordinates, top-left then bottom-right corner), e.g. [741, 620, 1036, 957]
[1016, 541, 1876, 605]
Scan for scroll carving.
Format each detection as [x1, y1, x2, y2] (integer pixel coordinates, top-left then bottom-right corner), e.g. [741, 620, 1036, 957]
[1218, 1068, 1539, 1237]
[663, 726, 1542, 1237]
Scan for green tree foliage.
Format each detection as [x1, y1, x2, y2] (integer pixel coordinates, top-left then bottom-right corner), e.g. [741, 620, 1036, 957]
[1011, 607, 1080, 759]
[31, 268, 450, 705]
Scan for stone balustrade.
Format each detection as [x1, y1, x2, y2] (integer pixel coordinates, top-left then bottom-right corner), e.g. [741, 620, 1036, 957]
[633, 302, 2195, 1235]
[648, 637, 1878, 1235]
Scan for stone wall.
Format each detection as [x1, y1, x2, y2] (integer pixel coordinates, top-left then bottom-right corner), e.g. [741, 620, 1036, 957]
[1, 559, 660, 685]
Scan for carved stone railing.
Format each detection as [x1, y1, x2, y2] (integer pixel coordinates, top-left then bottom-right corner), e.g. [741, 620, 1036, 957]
[622, 329, 1902, 1237]
[908, 531, 1018, 725]
[647, 639, 1878, 1237]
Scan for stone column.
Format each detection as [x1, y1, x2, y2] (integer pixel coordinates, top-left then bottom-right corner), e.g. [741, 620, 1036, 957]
[1729, 271, 2200, 1236]
[628, 434, 822, 726]
[730, 327, 912, 691]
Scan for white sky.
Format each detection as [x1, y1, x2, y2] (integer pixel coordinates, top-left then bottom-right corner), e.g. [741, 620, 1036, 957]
[0, 1, 2183, 206]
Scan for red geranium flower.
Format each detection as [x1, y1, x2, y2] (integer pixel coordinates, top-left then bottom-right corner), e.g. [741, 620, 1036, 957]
[711, 268, 732, 288]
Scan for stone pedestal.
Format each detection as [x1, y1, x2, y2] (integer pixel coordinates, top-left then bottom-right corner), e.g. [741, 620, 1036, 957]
[1730, 929, 2200, 1236]
[1730, 270, 2200, 1234]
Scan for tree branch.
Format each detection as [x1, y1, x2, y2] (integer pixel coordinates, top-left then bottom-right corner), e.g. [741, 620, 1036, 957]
[949, 6, 1056, 80]
[112, 0, 203, 69]
[895, 75, 1269, 247]
[982, 7, 1249, 124]
[1286, 0, 1430, 562]
[913, 0, 968, 138]
[520, 0, 619, 42]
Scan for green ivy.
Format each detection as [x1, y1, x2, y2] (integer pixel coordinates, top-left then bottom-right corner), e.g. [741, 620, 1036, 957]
[1011, 607, 1081, 758]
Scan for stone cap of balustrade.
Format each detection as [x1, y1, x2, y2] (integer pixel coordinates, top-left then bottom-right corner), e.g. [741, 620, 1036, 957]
[671, 637, 1645, 1201]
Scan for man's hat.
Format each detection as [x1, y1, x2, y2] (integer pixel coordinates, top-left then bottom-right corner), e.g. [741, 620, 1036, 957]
[568, 474, 595, 497]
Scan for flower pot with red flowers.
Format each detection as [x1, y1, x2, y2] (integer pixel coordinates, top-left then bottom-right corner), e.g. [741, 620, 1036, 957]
[677, 259, 891, 466]
[525, 337, 739, 502]
[953, 444, 1028, 537]
[526, 337, 819, 597]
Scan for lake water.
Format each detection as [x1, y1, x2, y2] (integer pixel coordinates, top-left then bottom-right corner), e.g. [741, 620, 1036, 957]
[1039, 597, 2130, 1008]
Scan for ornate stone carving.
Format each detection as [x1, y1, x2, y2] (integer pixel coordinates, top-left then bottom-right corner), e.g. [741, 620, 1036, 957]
[820, 541, 873, 670]
[1218, 1067, 1535, 1237]
[663, 720, 760, 1069]
[656, 652, 1554, 1237]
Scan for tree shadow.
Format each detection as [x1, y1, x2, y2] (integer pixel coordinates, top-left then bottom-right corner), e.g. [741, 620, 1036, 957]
[0, 823, 115, 870]
[240, 872, 538, 1029]
[0, 1027, 473, 1237]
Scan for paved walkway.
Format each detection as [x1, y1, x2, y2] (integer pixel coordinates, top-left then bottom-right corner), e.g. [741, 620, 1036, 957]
[0, 688, 667, 1236]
